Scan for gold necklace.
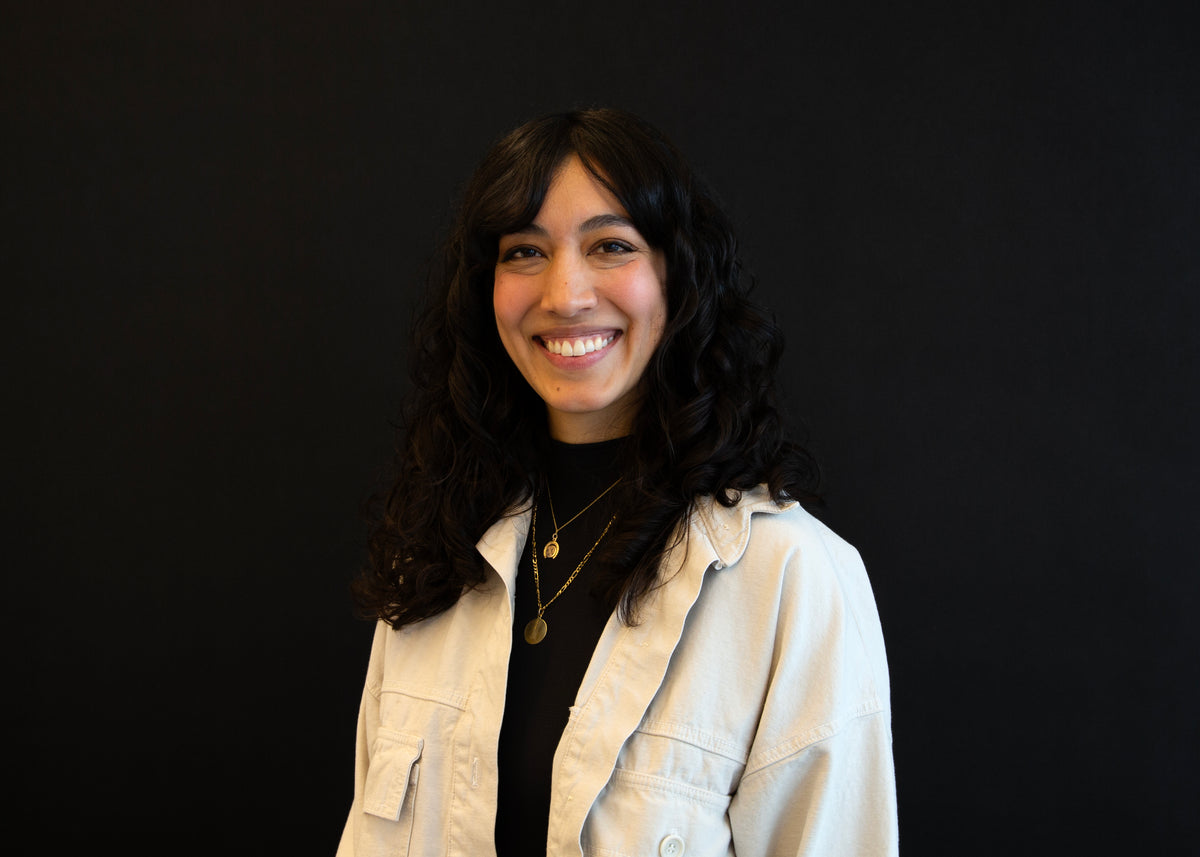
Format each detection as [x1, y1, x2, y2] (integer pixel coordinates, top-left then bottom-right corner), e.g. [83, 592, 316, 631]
[524, 502, 615, 645]
[543, 477, 621, 559]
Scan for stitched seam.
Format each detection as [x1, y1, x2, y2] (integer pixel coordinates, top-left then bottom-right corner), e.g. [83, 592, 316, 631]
[586, 847, 637, 857]
[379, 682, 469, 710]
[609, 767, 731, 807]
[741, 699, 886, 781]
[635, 718, 748, 764]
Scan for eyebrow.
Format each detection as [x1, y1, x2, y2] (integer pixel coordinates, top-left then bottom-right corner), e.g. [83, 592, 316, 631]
[506, 213, 636, 237]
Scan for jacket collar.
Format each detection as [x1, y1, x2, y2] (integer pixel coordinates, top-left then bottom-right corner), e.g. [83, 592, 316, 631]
[475, 502, 532, 596]
[689, 485, 796, 571]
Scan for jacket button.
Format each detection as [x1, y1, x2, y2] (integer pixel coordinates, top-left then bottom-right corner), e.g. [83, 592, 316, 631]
[659, 834, 685, 857]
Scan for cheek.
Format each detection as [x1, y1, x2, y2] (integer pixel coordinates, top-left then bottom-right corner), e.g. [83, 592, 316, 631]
[492, 278, 523, 343]
[626, 273, 668, 343]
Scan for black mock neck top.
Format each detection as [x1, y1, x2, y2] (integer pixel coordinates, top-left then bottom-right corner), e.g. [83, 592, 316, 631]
[494, 437, 625, 855]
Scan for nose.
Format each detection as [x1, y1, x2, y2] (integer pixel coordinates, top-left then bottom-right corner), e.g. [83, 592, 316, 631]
[540, 254, 597, 316]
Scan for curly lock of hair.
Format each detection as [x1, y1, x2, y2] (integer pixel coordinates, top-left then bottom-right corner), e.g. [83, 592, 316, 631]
[352, 108, 820, 629]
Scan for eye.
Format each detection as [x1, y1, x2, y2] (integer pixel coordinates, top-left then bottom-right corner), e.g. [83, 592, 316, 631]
[499, 245, 543, 262]
[592, 239, 635, 255]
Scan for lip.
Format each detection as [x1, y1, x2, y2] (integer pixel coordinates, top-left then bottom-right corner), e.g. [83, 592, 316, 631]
[535, 326, 620, 340]
[535, 330, 621, 369]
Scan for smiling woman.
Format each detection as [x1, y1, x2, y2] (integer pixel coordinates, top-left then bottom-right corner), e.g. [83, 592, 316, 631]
[339, 108, 897, 856]
[493, 156, 668, 443]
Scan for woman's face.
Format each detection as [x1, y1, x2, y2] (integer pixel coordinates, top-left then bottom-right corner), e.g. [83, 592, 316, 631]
[494, 156, 668, 443]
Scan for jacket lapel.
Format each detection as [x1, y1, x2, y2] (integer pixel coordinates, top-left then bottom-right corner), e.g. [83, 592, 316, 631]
[475, 505, 531, 602]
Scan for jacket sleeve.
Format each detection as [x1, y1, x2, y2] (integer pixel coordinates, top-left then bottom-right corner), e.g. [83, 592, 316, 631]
[336, 623, 385, 857]
[727, 707, 898, 856]
[727, 530, 899, 856]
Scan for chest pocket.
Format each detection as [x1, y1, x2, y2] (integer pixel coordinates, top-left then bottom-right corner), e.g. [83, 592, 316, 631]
[582, 766, 734, 857]
[358, 729, 424, 856]
[580, 723, 743, 857]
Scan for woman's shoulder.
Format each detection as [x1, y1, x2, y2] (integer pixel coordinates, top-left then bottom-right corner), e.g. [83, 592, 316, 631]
[689, 485, 890, 695]
[690, 485, 862, 575]
[691, 486, 882, 641]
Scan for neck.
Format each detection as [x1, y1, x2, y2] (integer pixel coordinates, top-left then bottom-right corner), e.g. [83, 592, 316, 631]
[542, 436, 626, 522]
[546, 407, 635, 444]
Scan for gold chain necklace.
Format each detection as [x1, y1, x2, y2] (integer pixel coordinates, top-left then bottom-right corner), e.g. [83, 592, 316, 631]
[543, 476, 621, 559]
[524, 502, 615, 645]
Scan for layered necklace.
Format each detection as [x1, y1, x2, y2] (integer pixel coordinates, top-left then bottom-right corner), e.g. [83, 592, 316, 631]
[541, 476, 621, 559]
[523, 479, 621, 645]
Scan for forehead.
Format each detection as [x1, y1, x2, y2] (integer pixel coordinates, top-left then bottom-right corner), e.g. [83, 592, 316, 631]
[520, 156, 630, 229]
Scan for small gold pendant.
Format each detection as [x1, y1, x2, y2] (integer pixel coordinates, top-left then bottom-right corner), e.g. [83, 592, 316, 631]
[524, 615, 548, 645]
[543, 537, 559, 559]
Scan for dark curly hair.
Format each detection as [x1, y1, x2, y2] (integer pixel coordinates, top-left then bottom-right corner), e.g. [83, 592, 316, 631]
[352, 107, 820, 629]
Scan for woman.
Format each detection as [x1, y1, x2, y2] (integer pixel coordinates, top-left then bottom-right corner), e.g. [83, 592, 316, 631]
[338, 108, 897, 856]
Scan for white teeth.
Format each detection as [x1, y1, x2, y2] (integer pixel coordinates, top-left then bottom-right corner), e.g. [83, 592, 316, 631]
[543, 334, 614, 356]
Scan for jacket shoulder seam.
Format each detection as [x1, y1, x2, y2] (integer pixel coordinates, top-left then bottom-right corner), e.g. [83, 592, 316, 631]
[741, 699, 887, 781]
[365, 675, 382, 700]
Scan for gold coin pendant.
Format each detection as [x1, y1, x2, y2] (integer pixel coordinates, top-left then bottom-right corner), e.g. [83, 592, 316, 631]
[524, 616, 548, 645]
[543, 538, 559, 559]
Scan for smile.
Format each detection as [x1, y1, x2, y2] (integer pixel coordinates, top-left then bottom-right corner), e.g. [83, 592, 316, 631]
[539, 333, 617, 357]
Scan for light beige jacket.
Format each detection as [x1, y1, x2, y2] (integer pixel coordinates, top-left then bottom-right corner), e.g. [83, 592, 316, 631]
[338, 487, 898, 856]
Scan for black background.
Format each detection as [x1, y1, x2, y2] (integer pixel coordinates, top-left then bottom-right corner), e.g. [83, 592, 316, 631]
[8, 2, 1197, 854]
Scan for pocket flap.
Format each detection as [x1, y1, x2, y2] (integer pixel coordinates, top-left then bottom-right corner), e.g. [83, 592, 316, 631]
[363, 729, 424, 821]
